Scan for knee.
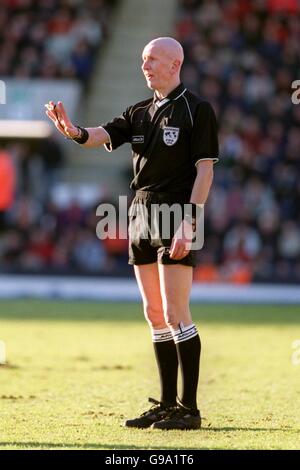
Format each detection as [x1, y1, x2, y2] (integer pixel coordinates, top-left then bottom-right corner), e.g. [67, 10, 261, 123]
[163, 303, 190, 330]
[143, 303, 165, 329]
[163, 305, 180, 330]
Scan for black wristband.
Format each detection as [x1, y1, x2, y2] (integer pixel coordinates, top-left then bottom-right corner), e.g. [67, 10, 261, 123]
[72, 126, 89, 144]
[184, 203, 204, 232]
[183, 204, 196, 233]
[184, 202, 197, 221]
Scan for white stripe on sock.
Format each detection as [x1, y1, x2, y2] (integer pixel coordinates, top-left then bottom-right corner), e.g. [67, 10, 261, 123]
[171, 323, 198, 344]
[151, 327, 173, 343]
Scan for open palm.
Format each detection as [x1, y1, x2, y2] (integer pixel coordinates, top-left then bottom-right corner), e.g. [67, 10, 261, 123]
[45, 101, 78, 138]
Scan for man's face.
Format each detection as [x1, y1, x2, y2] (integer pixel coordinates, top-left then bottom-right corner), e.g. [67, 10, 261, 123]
[141, 43, 173, 91]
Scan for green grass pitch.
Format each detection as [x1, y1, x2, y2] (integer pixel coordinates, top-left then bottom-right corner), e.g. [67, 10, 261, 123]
[0, 300, 299, 450]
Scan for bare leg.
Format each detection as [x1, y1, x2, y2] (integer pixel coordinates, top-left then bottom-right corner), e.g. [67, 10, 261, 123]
[134, 263, 178, 406]
[134, 263, 165, 328]
[158, 264, 200, 410]
[158, 264, 193, 328]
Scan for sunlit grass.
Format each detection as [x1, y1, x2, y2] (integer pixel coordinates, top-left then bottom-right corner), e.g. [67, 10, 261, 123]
[0, 301, 299, 450]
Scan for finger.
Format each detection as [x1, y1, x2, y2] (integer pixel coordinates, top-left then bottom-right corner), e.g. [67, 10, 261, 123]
[46, 102, 64, 127]
[47, 105, 65, 128]
[47, 102, 59, 118]
[45, 104, 60, 122]
[172, 250, 186, 260]
[56, 119, 68, 134]
[55, 110, 64, 126]
[184, 243, 191, 253]
[169, 239, 176, 258]
[45, 109, 56, 122]
[47, 109, 63, 128]
[57, 101, 72, 127]
[45, 108, 60, 123]
[46, 110, 67, 135]
[64, 126, 77, 137]
[170, 245, 183, 259]
[174, 250, 188, 260]
[170, 239, 189, 259]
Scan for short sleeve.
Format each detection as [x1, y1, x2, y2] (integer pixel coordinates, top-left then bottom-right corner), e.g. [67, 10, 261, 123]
[101, 107, 132, 152]
[191, 101, 219, 166]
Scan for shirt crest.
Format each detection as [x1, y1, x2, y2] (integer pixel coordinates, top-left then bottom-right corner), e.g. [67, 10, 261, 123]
[163, 126, 180, 146]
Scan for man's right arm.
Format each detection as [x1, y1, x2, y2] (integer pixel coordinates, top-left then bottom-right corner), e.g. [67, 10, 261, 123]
[45, 101, 110, 148]
[79, 126, 110, 148]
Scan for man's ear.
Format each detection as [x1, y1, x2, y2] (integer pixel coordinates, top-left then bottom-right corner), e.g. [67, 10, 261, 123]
[170, 59, 181, 75]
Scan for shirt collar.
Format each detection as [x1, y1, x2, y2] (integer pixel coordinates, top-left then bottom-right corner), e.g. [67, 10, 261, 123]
[153, 83, 186, 106]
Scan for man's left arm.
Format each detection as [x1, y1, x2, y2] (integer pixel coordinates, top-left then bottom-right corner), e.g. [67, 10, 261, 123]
[190, 160, 214, 205]
[169, 161, 214, 260]
[170, 101, 218, 260]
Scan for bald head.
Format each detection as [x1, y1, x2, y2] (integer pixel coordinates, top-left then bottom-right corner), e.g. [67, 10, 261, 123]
[142, 37, 184, 96]
[145, 37, 184, 64]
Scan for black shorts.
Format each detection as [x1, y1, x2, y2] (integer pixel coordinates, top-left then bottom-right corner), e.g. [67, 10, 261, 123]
[128, 190, 197, 267]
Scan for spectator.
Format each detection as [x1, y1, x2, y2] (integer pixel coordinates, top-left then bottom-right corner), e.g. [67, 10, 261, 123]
[0, 0, 112, 82]
[1, 0, 300, 282]
[0, 150, 16, 230]
[72, 229, 106, 272]
[174, 0, 300, 283]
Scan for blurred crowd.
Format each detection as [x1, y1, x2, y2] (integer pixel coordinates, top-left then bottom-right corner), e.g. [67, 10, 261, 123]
[0, 0, 116, 82]
[175, 0, 300, 283]
[1, 0, 300, 283]
[0, 142, 130, 275]
[0, 0, 129, 276]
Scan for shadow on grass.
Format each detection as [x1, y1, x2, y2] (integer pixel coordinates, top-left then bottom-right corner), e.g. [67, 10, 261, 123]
[0, 441, 214, 450]
[203, 427, 299, 432]
[0, 300, 300, 325]
[1, 426, 297, 450]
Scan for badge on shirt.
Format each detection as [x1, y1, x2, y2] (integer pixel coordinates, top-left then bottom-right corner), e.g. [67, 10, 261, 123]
[163, 126, 180, 146]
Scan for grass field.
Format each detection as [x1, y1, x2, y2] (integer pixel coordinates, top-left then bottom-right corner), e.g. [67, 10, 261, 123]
[0, 300, 299, 450]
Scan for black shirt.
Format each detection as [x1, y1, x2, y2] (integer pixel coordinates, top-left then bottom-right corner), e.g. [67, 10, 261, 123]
[101, 83, 219, 193]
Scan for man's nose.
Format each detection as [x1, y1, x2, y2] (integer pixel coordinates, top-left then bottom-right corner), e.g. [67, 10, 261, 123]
[142, 61, 149, 71]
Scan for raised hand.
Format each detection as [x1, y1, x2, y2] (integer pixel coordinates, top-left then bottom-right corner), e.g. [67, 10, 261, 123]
[45, 101, 79, 139]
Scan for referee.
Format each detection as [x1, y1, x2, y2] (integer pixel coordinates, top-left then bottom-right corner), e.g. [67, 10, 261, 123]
[45, 37, 219, 430]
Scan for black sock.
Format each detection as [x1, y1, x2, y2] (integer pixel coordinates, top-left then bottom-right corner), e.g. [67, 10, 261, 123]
[152, 328, 178, 406]
[172, 323, 201, 410]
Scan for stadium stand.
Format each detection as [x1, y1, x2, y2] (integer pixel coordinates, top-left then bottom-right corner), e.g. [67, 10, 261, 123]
[176, 0, 300, 284]
[0, 0, 299, 283]
[0, 0, 114, 82]
[0, 0, 129, 275]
